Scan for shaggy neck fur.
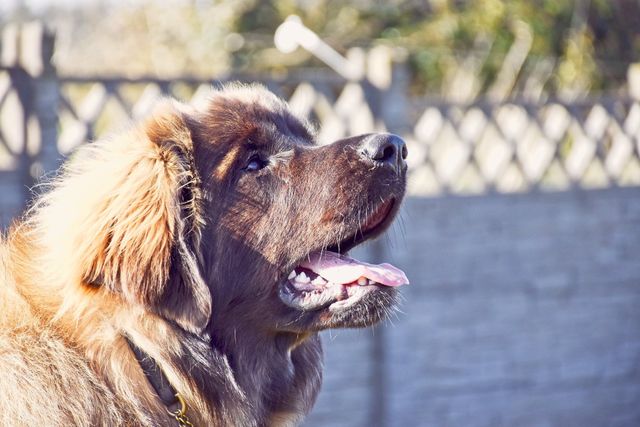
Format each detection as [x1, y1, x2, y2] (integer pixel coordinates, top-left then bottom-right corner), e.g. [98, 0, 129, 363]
[6, 228, 320, 426]
[209, 316, 322, 424]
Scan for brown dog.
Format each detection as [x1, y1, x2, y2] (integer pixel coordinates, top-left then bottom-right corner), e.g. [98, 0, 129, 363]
[0, 84, 408, 426]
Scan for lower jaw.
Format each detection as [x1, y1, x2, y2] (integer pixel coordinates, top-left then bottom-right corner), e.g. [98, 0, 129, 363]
[311, 287, 398, 330]
[278, 281, 378, 312]
[278, 283, 397, 325]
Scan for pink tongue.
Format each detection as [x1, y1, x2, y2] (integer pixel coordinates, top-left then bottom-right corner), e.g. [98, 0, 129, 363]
[300, 251, 409, 287]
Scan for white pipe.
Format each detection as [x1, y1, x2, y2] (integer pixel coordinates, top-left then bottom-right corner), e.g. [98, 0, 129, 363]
[274, 15, 361, 80]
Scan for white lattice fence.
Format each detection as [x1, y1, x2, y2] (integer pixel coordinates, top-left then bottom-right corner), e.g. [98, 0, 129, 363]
[3, 22, 640, 228]
[56, 79, 218, 153]
[405, 99, 640, 195]
[287, 81, 384, 143]
[55, 77, 382, 153]
[54, 77, 640, 196]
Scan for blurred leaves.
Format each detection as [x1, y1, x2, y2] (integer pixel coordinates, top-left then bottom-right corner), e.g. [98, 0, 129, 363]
[4, 0, 639, 97]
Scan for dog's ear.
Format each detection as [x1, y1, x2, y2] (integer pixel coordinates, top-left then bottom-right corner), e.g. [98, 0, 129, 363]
[40, 100, 211, 334]
[138, 103, 211, 334]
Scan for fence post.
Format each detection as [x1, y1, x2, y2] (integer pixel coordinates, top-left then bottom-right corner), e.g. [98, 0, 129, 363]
[1, 22, 58, 208]
[25, 22, 60, 182]
[629, 63, 640, 101]
[368, 45, 411, 134]
[364, 46, 411, 427]
[1, 24, 33, 205]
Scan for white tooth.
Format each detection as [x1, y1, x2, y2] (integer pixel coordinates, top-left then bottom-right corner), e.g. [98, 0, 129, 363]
[357, 277, 368, 286]
[288, 270, 296, 280]
[312, 276, 327, 285]
[296, 272, 310, 283]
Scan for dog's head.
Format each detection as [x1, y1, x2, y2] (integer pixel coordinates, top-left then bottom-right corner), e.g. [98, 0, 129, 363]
[45, 84, 408, 336]
[187, 85, 408, 335]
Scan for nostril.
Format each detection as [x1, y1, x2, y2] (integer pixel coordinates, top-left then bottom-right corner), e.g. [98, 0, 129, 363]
[374, 144, 397, 162]
[401, 144, 408, 160]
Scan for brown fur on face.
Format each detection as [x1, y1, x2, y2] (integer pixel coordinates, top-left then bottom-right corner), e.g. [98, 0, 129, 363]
[0, 83, 406, 426]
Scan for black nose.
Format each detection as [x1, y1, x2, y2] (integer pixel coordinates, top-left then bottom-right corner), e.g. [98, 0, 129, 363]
[360, 133, 407, 172]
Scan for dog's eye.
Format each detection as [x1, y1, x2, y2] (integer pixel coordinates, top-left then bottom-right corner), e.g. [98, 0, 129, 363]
[244, 155, 268, 172]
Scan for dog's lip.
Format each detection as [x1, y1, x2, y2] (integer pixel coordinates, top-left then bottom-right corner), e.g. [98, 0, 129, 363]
[327, 198, 396, 255]
[361, 198, 395, 236]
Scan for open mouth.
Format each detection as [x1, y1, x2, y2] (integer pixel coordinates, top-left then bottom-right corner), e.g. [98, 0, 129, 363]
[278, 199, 409, 312]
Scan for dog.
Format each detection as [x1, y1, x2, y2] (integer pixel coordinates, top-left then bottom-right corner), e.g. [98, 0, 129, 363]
[0, 84, 408, 426]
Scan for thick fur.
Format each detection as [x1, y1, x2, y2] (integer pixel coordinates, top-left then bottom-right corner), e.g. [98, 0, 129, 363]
[0, 84, 406, 426]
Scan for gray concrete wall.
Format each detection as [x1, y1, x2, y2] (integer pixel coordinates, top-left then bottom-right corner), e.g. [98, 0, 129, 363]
[305, 187, 640, 427]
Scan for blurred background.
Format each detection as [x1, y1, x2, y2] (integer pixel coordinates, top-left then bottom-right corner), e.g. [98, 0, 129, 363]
[1, 1, 639, 426]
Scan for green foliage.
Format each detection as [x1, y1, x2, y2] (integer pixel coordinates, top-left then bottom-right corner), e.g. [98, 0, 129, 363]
[231, 0, 637, 95]
[5, 0, 638, 96]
